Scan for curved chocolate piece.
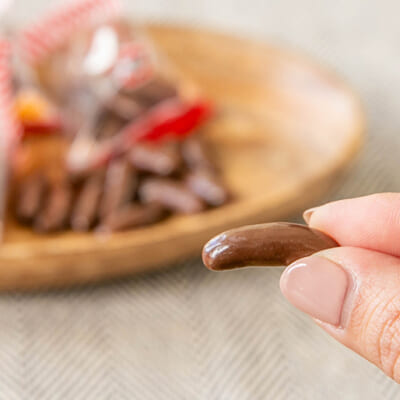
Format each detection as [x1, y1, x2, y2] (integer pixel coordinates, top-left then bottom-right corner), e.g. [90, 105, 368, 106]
[99, 158, 137, 219]
[98, 202, 165, 232]
[125, 78, 177, 107]
[129, 141, 181, 176]
[202, 223, 338, 271]
[181, 135, 216, 172]
[96, 112, 126, 140]
[185, 169, 229, 206]
[71, 171, 104, 231]
[34, 182, 73, 233]
[139, 178, 205, 214]
[104, 93, 143, 121]
[16, 173, 45, 223]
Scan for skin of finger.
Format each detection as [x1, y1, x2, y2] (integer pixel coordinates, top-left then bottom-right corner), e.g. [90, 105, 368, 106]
[307, 193, 400, 258]
[312, 246, 400, 382]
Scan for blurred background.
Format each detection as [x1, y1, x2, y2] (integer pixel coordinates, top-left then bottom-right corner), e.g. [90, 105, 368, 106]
[2, 0, 400, 399]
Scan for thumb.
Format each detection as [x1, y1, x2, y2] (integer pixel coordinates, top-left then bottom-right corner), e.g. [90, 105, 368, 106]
[280, 246, 400, 382]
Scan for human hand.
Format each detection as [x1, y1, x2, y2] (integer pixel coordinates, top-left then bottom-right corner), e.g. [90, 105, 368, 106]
[280, 193, 400, 382]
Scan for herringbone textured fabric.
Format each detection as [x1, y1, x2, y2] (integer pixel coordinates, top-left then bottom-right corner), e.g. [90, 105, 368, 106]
[2, 0, 400, 398]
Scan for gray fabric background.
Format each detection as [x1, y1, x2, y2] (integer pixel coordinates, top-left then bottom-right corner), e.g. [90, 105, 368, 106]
[3, 0, 400, 398]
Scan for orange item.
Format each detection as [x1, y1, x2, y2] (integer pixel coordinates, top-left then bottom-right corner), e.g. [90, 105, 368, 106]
[15, 88, 62, 135]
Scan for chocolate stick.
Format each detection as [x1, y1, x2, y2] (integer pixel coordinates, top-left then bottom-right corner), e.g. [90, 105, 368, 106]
[96, 112, 125, 140]
[98, 202, 164, 232]
[34, 181, 72, 232]
[71, 171, 104, 231]
[16, 173, 45, 223]
[124, 78, 177, 107]
[99, 158, 137, 219]
[129, 141, 181, 176]
[185, 169, 229, 207]
[202, 223, 339, 271]
[139, 177, 205, 214]
[104, 93, 144, 121]
[181, 135, 216, 172]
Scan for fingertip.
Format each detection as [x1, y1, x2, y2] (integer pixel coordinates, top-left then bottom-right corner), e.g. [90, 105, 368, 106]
[302, 193, 400, 258]
[303, 207, 317, 224]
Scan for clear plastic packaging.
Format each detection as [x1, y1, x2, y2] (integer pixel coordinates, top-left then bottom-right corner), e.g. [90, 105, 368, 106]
[18, 0, 211, 172]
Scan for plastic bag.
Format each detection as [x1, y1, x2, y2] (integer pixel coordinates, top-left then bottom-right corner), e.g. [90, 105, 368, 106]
[0, 38, 21, 239]
[19, 0, 212, 173]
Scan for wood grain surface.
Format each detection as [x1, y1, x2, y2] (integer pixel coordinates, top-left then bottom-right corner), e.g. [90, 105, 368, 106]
[0, 24, 364, 290]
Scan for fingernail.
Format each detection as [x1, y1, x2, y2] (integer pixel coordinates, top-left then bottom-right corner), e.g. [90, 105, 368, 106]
[280, 256, 349, 326]
[303, 207, 317, 224]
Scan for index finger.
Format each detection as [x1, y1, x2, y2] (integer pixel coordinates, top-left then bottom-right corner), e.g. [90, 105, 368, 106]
[305, 193, 400, 257]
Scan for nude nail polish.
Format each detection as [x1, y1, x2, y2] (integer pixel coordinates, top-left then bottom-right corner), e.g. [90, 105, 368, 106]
[303, 207, 317, 224]
[280, 256, 349, 326]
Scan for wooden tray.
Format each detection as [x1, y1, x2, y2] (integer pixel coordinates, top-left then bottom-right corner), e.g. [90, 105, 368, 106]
[0, 24, 364, 290]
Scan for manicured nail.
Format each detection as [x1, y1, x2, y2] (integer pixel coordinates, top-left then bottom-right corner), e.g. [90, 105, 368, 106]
[303, 207, 317, 224]
[280, 256, 349, 326]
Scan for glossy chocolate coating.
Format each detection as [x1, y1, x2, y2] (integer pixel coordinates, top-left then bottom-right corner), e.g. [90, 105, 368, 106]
[181, 135, 215, 172]
[34, 182, 73, 232]
[129, 141, 181, 176]
[96, 112, 125, 140]
[125, 78, 177, 107]
[16, 174, 45, 223]
[185, 169, 229, 206]
[202, 222, 338, 271]
[71, 171, 104, 231]
[105, 93, 144, 121]
[98, 202, 164, 232]
[139, 178, 205, 214]
[99, 158, 137, 218]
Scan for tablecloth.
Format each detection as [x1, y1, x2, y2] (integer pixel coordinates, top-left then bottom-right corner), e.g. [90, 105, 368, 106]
[2, 0, 400, 398]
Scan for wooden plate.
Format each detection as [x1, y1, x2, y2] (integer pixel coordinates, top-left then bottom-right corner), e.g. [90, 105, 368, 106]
[0, 24, 364, 290]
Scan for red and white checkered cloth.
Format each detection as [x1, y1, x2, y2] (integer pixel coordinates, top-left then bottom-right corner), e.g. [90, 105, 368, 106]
[0, 38, 19, 149]
[0, 37, 20, 238]
[19, 0, 122, 65]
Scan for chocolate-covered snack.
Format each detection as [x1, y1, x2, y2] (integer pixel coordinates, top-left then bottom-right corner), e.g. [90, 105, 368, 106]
[202, 222, 338, 271]
[12, 129, 229, 233]
[181, 135, 215, 172]
[98, 202, 164, 232]
[96, 112, 126, 140]
[185, 169, 229, 206]
[34, 181, 73, 232]
[125, 78, 177, 106]
[104, 93, 144, 121]
[16, 173, 45, 223]
[139, 177, 205, 214]
[99, 158, 137, 218]
[71, 171, 104, 231]
[129, 141, 181, 176]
